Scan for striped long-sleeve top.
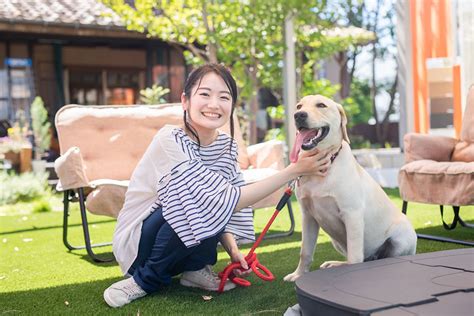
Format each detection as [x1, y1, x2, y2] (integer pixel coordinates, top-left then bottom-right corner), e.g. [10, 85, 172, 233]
[113, 125, 254, 275]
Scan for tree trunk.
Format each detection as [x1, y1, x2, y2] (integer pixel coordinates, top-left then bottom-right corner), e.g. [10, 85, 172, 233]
[338, 52, 351, 99]
[380, 70, 399, 145]
[248, 93, 259, 144]
[371, 0, 383, 145]
[242, 64, 260, 144]
[201, 0, 218, 63]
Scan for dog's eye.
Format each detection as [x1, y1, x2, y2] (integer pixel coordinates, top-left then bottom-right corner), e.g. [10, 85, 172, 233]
[316, 103, 327, 108]
[296, 103, 302, 110]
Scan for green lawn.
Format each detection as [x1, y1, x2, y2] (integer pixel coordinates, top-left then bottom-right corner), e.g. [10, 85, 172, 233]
[1, 190, 473, 315]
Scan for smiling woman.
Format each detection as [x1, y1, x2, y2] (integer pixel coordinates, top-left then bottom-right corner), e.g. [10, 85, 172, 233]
[103, 63, 331, 308]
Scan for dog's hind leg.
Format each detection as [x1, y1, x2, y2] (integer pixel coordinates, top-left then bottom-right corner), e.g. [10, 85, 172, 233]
[388, 223, 417, 257]
[366, 224, 417, 261]
[364, 238, 394, 261]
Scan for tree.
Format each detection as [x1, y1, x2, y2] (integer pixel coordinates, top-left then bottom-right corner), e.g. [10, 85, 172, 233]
[103, 0, 366, 143]
[366, 0, 398, 146]
[334, 0, 399, 146]
[330, 0, 368, 100]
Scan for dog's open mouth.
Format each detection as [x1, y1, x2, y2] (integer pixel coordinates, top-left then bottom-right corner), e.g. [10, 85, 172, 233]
[299, 126, 330, 150]
[290, 126, 330, 163]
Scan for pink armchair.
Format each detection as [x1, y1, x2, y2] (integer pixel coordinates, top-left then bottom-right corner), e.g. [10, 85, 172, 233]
[398, 85, 474, 246]
[54, 104, 293, 262]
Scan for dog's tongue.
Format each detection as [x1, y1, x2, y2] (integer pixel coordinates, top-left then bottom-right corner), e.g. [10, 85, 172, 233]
[290, 129, 316, 163]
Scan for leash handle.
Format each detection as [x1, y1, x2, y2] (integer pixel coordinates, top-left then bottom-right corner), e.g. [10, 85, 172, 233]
[245, 252, 273, 281]
[217, 181, 295, 293]
[252, 261, 274, 281]
[217, 254, 274, 292]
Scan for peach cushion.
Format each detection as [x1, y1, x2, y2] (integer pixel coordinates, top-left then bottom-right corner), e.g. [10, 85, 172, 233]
[452, 141, 474, 162]
[86, 183, 128, 217]
[56, 104, 184, 182]
[247, 140, 286, 170]
[403, 133, 456, 163]
[399, 160, 474, 205]
[220, 115, 250, 169]
[55, 147, 89, 190]
[242, 168, 285, 210]
[461, 85, 474, 142]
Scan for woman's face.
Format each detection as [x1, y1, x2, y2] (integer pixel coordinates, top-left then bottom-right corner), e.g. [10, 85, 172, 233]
[182, 72, 233, 135]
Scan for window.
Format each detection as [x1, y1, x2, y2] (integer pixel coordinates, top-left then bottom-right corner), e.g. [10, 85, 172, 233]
[66, 68, 144, 105]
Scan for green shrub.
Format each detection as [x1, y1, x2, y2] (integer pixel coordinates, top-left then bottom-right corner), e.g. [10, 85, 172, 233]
[0, 171, 51, 206]
[32, 199, 52, 213]
[264, 105, 287, 142]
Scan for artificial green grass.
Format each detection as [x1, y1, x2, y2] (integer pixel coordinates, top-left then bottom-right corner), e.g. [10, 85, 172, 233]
[0, 190, 473, 315]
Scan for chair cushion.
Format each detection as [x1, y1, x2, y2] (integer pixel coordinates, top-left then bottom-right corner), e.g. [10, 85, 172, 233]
[403, 133, 456, 163]
[56, 105, 184, 182]
[399, 160, 474, 205]
[452, 141, 474, 162]
[55, 147, 89, 191]
[242, 168, 285, 209]
[461, 84, 474, 142]
[85, 181, 128, 217]
[220, 115, 250, 169]
[84, 169, 286, 216]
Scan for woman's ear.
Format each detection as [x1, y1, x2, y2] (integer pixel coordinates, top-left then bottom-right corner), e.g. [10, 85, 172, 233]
[181, 93, 188, 111]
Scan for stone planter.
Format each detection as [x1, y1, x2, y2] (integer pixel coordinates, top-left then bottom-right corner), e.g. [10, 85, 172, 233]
[3, 146, 32, 173]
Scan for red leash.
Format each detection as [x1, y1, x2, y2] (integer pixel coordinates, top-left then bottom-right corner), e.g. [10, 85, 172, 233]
[217, 181, 296, 293]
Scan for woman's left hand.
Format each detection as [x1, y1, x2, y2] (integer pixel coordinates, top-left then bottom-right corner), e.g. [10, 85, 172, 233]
[230, 251, 252, 277]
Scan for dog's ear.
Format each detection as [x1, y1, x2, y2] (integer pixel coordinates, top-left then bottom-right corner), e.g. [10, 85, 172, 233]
[336, 103, 350, 144]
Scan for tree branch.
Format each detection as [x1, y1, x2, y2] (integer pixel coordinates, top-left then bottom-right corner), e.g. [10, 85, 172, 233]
[201, 0, 218, 63]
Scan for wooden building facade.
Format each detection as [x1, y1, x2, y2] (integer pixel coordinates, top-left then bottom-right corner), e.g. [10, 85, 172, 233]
[0, 0, 187, 123]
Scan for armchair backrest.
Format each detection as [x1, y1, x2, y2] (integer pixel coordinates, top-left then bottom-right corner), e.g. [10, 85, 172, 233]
[55, 104, 250, 183]
[461, 84, 474, 142]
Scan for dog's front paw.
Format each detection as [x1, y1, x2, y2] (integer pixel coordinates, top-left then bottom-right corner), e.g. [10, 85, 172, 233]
[283, 271, 303, 282]
[320, 261, 347, 269]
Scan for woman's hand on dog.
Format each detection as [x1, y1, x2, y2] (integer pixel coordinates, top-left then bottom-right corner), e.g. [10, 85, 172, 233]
[294, 149, 331, 177]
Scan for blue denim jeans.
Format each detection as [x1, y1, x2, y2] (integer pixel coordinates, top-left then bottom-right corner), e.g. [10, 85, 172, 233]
[128, 207, 222, 293]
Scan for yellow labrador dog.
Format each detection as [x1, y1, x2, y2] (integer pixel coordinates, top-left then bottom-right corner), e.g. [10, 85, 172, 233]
[284, 95, 417, 282]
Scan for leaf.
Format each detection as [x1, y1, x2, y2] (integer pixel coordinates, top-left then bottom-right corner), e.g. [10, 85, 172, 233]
[202, 295, 213, 301]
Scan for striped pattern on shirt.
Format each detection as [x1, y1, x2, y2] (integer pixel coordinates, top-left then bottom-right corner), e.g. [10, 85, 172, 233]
[156, 128, 254, 247]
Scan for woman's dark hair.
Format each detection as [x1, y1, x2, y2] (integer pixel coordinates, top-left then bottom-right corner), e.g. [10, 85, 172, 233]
[182, 63, 238, 149]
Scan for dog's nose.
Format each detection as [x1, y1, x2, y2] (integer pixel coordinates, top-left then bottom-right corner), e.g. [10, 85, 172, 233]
[294, 111, 308, 124]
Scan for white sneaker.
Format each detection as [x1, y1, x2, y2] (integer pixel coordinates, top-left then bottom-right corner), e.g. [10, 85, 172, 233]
[103, 277, 147, 308]
[180, 265, 236, 292]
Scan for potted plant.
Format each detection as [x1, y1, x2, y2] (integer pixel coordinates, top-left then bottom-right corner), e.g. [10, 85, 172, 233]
[30, 97, 51, 173]
[139, 84, 170, 105]
[1, 111, 33, 173]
